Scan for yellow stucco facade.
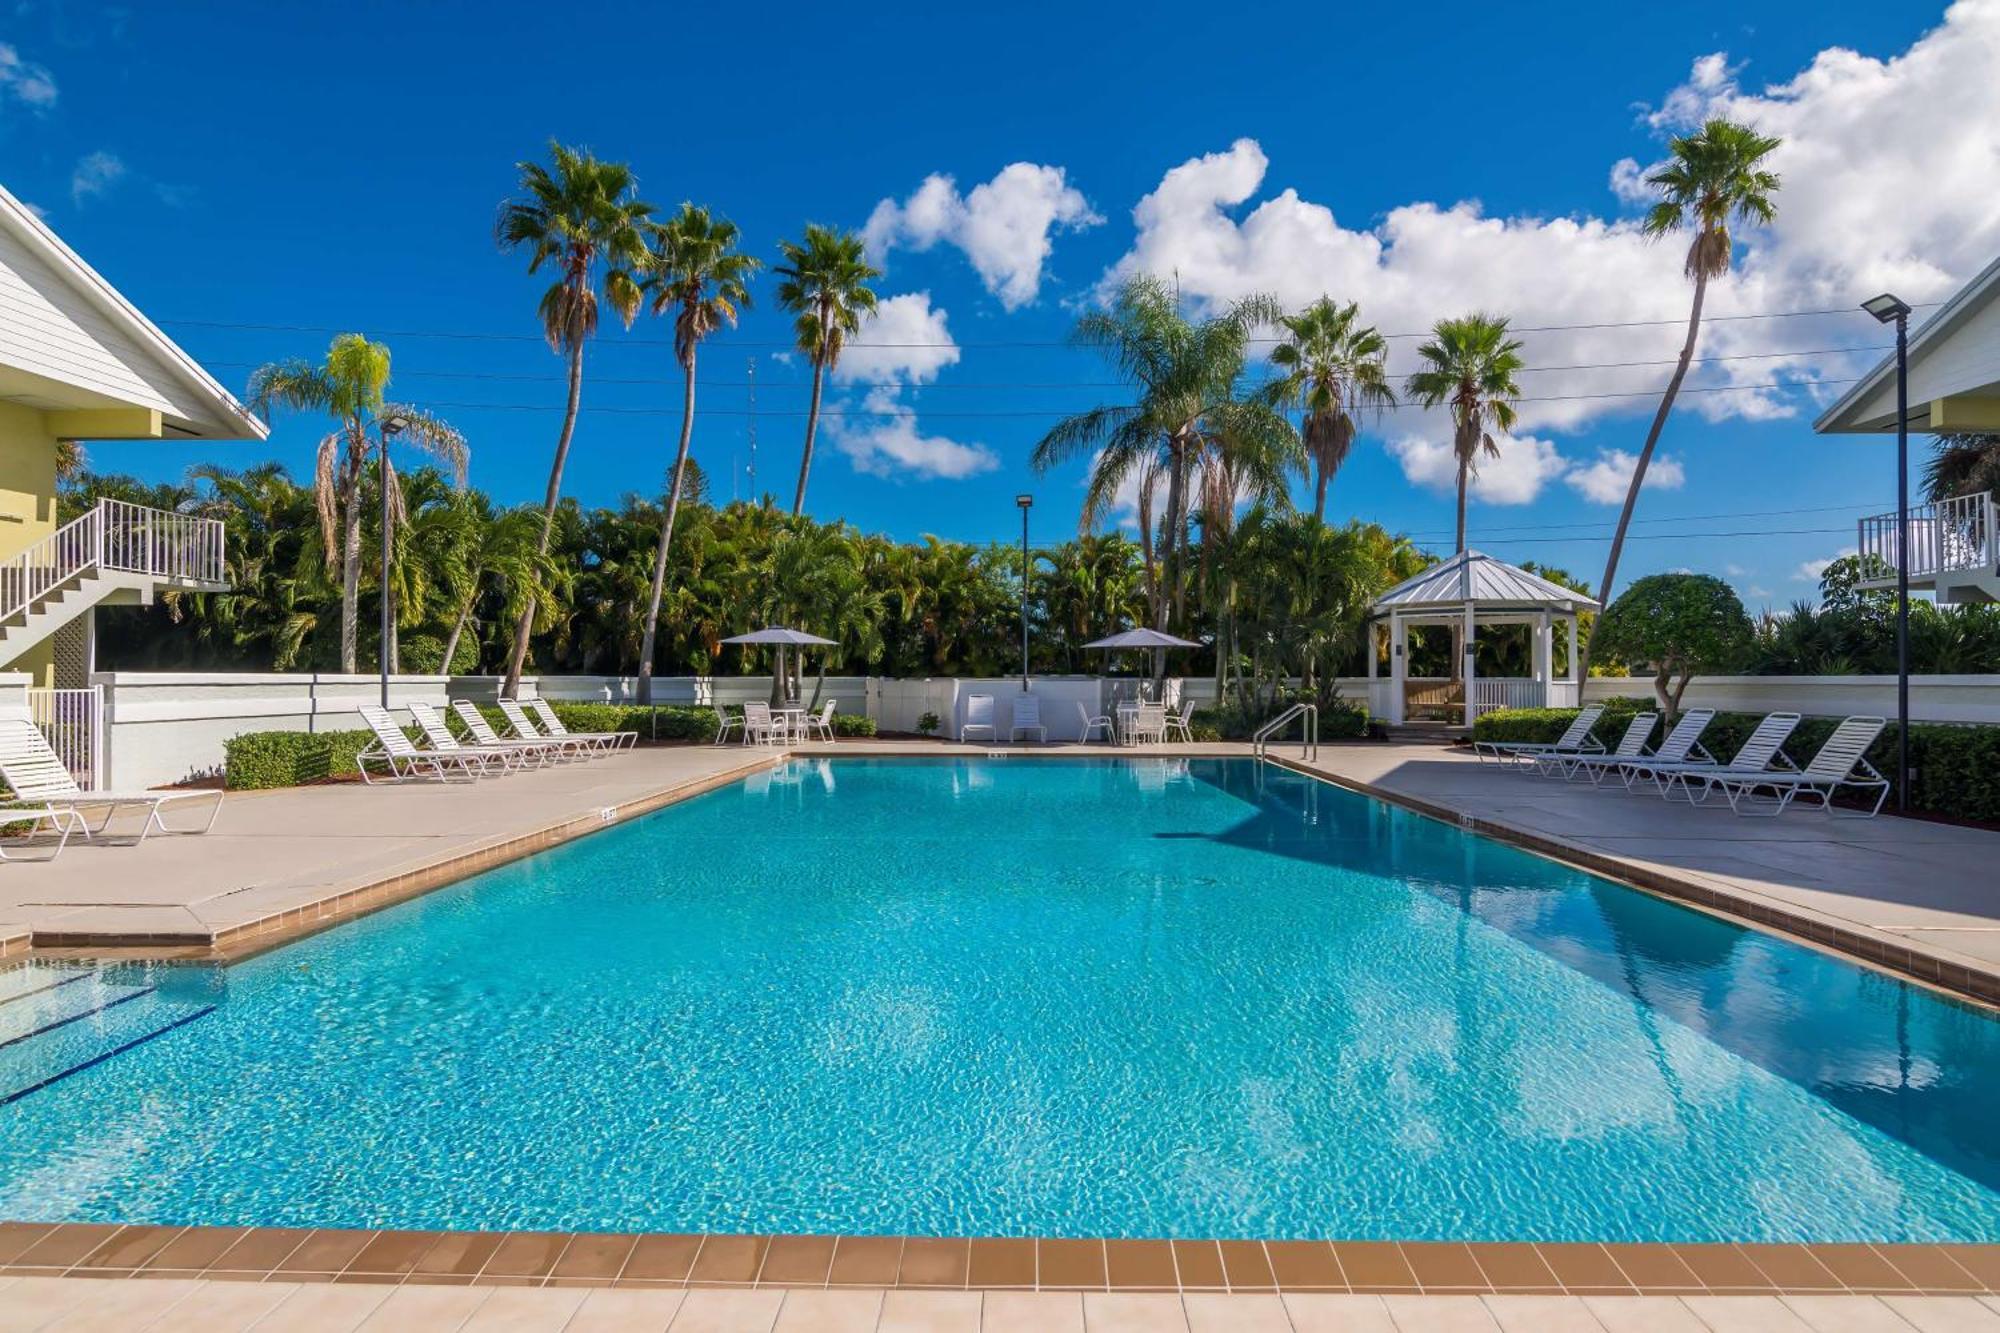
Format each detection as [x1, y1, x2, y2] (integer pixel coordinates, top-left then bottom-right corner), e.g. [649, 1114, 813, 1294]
[0, 400, 62, 685]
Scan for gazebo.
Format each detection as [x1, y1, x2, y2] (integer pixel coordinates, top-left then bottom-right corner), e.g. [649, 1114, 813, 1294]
[1364, 550, 1599, 726]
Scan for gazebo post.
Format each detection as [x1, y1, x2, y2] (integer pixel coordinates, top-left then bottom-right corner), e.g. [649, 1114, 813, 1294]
[1534, 609, 1551, 708]
[1567, 615, 1580, 705]
[1388, 612, 1406, 725]
[1461, 600, 1477, 727]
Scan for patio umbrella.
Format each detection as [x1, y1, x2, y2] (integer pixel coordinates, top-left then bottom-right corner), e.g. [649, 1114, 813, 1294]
[720, 626, 838, 705]
[1083, 627, 1202, 694]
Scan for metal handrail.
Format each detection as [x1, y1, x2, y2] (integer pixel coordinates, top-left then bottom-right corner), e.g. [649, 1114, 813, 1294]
[1253, 702, 1318, 760]
[0, 499, 225, 624]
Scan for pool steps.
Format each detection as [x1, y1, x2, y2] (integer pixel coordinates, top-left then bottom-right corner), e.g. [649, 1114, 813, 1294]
[0, 964, 215, 1105]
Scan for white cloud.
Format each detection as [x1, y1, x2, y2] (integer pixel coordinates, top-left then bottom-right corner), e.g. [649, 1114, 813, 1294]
[1747, 585, 1773, 599]
[1097, 6, 2000, 434]
[1386, 432, 1570, 505]
[1564, 449, 1686, 504]
[865, 163, 1101, 310]
[1725, 563, 1750, 577]
[0, 42, 57, 109]
[1794, 546, 1857, 582]
[831, 388, 998, 481]
[69, 151, 124, 205]
[831, 292, 960, 386]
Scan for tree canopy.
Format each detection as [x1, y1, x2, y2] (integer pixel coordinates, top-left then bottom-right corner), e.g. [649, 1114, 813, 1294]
[1591, 573, 1755, 717]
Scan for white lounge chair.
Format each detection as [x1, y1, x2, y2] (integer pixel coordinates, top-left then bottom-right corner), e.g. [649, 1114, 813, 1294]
[1537, 712, 1656, 780]
[1473, 704, 1606, 766]
[1009, 694, 1047, 743]
[961, 694, 997, 742]
[1620, 711, 1802, 801]
[1076, 701, 1114, 743]
[0, 717, 223, 841]
[742, 701, 787, 746]
[356, 704, 492, 783]
[524, 697, 636, 752]
[0, 803, 84, 861]
[713, 705, 742, 746]
[454, 700, 579, 763]
[1697, 716, 1892, 817]
[1566, 708, 1715, 787]
[408, 702, 535, 772]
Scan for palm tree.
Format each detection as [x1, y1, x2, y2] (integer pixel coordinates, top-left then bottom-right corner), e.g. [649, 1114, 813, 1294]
[1404, 314, 1526, 554]
[634, 204, 761, 704]
[1260, 298, 1395, 519]
[1598, 118, 1780, 614]
[1923, 433, 2000, 501]
[494, 141, 654, 695]
[246, 335, 465, 672]
[773, 225, 879, 515]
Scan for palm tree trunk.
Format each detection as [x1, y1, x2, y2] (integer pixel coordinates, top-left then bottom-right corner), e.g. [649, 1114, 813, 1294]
[441, 589, 476, 675]
[794, 308, 832, 516]
[504, 337, 585, 698]
[1454, 456, 1470, 555]
[1314, 466, 1329, 522]
[638, 348, 700, 705]
[1594, 268, 1710, 643]
[339, 502, 362, 674]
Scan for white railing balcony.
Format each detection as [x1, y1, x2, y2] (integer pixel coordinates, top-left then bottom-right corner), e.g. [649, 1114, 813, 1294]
[1856, 492, 1996, 587]
[0, 498, 227, 623]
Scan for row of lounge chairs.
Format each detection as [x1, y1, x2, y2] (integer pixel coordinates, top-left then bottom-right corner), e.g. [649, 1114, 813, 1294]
[1473, 702, 1892, 817]
[357, 697, 634, 783]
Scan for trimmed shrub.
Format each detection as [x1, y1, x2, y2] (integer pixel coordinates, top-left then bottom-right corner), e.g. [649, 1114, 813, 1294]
[1471, 704, 2000, 823]
[1191, 698, 1370, 742]
[832, 712, 877, 737]
[224, 728, 380, 790]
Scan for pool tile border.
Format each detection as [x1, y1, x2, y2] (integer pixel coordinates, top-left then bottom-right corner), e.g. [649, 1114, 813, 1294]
[0, 1226, 1993, 1297]
[1267, 754, 2000, 1010]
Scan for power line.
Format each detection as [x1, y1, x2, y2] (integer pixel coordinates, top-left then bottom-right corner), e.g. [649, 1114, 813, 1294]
[1474, 525, 1852, 544]
[1401, 499, 1880, 541]
[156, 302, 1938, 350]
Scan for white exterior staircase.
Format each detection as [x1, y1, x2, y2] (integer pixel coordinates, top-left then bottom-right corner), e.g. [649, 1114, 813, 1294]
[0, 498, 227, 666]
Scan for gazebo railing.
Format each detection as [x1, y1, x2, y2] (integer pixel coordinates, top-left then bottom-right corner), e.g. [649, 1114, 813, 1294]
[1472, 679, 1547, 714]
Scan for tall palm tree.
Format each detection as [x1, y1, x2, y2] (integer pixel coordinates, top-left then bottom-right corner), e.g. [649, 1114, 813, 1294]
[634, 204, 761, 704]
[246, 334, 465, 672]
[1260, 298, 1396, 519]
[1404, 314, 1526, 554]
[773, 225, 879, 515]
[1597, 118, 1780, 614]
[494, 140, 654, 695]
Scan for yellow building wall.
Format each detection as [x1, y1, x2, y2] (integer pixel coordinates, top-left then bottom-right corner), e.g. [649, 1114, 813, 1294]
[0, 400, 62, 685]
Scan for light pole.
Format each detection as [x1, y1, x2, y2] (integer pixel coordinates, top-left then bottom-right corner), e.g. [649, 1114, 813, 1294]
[1016, 494, 1033, 690]
[1861, 292, 1912, 813]
[377, 413, 409, 710]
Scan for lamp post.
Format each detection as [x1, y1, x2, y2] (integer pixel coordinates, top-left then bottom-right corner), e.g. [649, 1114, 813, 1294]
[377, 413, 409, 710]
[1861, 292, 1913, 813]
[1016, 494, 1033, 690]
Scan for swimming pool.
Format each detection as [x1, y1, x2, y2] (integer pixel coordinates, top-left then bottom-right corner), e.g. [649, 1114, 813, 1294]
[0, 756, 1995, 1242]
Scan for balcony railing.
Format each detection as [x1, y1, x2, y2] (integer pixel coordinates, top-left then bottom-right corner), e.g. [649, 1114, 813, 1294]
[0, 499, 226, 624]
[1856, 492, 1996, 586]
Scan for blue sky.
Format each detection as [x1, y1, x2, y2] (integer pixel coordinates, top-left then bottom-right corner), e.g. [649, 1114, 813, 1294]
[4, 0, 1992, 609]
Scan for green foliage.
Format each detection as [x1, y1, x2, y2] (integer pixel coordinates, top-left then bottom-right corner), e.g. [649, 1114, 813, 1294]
[1749, 578, 2000, 675]
[916, 712, 941, 735]
[1471, 705, 2000, 823]
[224, 728, 379, 789]
[399, 633, 479, 675]
[1191, 697, 1370, 741]
[1591, 574, 1754, 713]
[831, 713, 877, 737]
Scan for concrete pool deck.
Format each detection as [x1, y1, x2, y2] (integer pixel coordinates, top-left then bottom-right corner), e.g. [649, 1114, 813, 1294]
[0, 737, 1997, 1005]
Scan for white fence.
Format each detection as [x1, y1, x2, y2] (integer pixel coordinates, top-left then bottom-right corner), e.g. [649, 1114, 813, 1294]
[1583, 674, 2000, 725]
[27, 686, 100, 788]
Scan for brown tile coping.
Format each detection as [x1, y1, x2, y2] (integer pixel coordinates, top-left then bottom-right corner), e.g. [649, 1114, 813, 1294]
[0, 1225, 1993, 1296]
[1267, 755, 2000, 1010]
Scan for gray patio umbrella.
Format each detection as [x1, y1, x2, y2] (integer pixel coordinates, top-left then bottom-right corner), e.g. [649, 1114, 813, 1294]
[1083, 627, 1202, 690]
[721, 626, 838, 705]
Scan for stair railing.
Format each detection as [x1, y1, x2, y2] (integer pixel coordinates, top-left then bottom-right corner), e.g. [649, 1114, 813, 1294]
[0, 503, 102, 625]
[1253, 702, 1318, 761]
[0, 499, 226, 625]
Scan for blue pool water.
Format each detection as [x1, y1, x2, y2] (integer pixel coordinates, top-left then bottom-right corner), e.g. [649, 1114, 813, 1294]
[1, 756, 1996, 1241]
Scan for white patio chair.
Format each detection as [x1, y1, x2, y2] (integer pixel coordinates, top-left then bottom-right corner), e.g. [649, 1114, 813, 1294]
[1621, 711, 1802, 801]
[713, 705, 742, 746]
[455, 700, 580, 763]
[1565, 708, 1715, 787]
[808, 700, 837, 742]
[1697, 716, 1892, 817]
[1129, 702, 1168, 746]
[742, 701, 788, 746]
[0, 717, 224, 840]
[961, 694, 997, 742]
[355, 704, 490, 783]
[1472, 704, 1605, 766]
[1075, 701, 1114, 744]
[525, 697, 636, 752]
[1163, 699, 1197, 744]
[408, 702, 534, 772]
[1536, 712, 1656, 780]
[1009, 694, 1047, 744]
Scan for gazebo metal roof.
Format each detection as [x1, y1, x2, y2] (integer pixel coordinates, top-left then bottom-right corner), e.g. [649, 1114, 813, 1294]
[1369, 549, 1599, 615]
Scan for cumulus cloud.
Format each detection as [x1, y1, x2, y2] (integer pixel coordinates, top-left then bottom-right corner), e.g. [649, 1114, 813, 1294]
[0, 42, 57, 109]
[865, 163, 1101, 309]
[824, 292, 997, 482]
[1097, 4, 2000, 434]
[1564, 449, 1686, 504]
[1386, 432, 1571, 505]
[69, 150, 124, 205]
[1794, 546, 1858, 582]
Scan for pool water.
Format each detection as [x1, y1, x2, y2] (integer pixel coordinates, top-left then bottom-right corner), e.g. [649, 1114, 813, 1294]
[1, 757, 1996, 1241]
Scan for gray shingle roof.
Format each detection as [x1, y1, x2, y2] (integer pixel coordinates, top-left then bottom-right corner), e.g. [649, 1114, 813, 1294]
[1370, 549, 1600, 613]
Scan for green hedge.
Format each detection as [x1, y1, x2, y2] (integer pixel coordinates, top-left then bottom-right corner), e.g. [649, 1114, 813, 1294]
[831, 713, 876, 737]
[224, 728, 384, 790]
[1190, 700, 1370, 742]
[1471, 703, 2000, 822]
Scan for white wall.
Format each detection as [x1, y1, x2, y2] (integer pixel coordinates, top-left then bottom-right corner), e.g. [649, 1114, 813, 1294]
[1583, 674, 2000, 725]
